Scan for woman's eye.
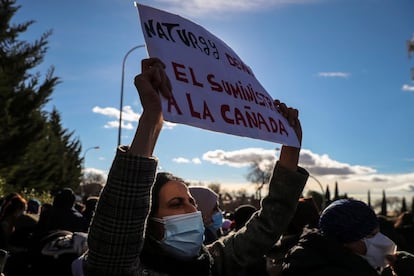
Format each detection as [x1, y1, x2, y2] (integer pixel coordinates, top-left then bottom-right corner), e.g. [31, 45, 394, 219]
[168, 199, 182, 208]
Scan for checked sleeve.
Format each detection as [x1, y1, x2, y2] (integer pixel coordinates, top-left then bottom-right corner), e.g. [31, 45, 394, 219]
[84, 147, 158, 276]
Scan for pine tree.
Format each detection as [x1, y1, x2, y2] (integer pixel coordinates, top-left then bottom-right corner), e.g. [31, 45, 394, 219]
[6, 108, 82, 193]
[401, 197, 407, 213]
[381, 190, 387, 216]
[324, 185, 331, 206]
[0, 0, 58, 169]
[334, 181, 339, 200]
[367, 189, 371, 208]
[0, 0, 82, 194]
[47, 108, 82, 192]
[411, 196, 414, 212]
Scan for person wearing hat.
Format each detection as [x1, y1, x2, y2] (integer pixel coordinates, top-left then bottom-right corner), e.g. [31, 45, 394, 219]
[83, 57, 308, 275]
[188, 186, 223, 244]
[280, 199, 414, 276]
[233, 204, 258, 232]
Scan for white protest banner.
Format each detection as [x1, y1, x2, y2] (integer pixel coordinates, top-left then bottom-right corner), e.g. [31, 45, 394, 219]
[135, 3, 300, 147]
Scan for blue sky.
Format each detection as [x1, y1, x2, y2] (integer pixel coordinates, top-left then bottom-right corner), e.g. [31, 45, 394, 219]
[14, 0, 414, 203]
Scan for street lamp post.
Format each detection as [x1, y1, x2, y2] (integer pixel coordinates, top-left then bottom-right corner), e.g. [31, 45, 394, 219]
[308, 174, 324, 195]
[117, 44, 146, 146]
[308, 174, 326, 209]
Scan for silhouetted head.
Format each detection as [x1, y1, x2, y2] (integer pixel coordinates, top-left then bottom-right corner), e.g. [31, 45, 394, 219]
[233, 204, 257, 231]
[53, 188, 76, 209]
[319, 199, 378, 243]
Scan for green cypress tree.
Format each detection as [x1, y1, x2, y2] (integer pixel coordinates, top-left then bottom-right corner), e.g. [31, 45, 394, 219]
[7, 108, 82, 193]
[333, 181, 339, 200]
[411, 196, 414, 212]
[401, 197, 407, 213]
[0, 0, 58, 170]
[0, 0, 57, 165]
[381, 190, 387, 216]
[324, 185, 330, 203]
[47, 108, 82, 193]
[0, 0, 81, 194]
[367, 189, 371, 208]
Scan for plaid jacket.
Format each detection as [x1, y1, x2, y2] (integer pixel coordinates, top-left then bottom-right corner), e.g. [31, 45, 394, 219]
[84, 147, 308, 276]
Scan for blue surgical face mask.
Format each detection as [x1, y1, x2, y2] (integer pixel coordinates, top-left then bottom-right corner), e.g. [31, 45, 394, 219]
[151, 211, 205, 259]
[211, 211, 224, 231]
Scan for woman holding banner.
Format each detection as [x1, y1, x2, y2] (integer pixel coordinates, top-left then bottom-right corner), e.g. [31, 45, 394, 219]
[82, 57, 308, 275]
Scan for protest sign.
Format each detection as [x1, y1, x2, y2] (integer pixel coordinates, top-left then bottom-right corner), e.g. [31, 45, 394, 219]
[135, 3, 300, 147]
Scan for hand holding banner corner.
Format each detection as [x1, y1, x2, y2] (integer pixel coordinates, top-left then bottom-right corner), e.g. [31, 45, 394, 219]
[135, 2, 300, 148]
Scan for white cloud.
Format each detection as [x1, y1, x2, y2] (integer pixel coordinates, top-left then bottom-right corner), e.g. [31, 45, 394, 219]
[200, 147, 374, 176]
[163, 121, 177, 129]
[121, 106, 140, 122]
[83, 167, 108, 180]
[92, 106, 121, 119]
[317, 72, 350, 78]
[102, 120, 134, 130]
[173, 157, 191, 163]
[173, 157, 203, 164]
[192, 158, 202, 164]
[299, 149, 376, 176]
[387, 182, 414, 193]
[92, 105, 177, 130]
[402, 84, 414, 92]
[202, 147, 277, 168]
[196, 147, 414, 198]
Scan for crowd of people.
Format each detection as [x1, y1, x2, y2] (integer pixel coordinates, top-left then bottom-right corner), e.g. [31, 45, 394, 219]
[2, 57, 414, 276]
[0, 189, 95, 275]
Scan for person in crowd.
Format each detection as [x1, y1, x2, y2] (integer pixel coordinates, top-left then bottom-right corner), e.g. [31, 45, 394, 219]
[0, 193, 19, 214]
[36, 188, 88, 235]
[221, 219, 232, 236]
[82, 57, 308, 275]
[40, 202, 52, 215]
[0, 193, 27, 251]
[26, 199, 41, 216]
[265, 196, 321, 276]
[27, 191, 89, 276]
[377, 215, 407, 254]
[188, 186, 223, 244]
[232, 204, 257, 232]
[285, 197, 320, 235]
[74, 202, 86, 214]
[280, 198, 414, 276]
[229, 203, 266, 276]
[394, 211, 414, 254]
[11, 198, 41, 249]
[82, 196, 99, 228]
[266, 235, 298, 276]
[0, 193, 30, 276]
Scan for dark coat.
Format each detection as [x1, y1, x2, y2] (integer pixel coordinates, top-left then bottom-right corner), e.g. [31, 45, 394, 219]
[281, 228, 380, 276]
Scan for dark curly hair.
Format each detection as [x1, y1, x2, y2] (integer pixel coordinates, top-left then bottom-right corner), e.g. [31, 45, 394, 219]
[149, 172, 185, 217]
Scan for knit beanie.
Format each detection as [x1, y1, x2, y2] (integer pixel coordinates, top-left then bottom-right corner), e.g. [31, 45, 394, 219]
[319, 199, 378, 243]
[188, 186, 218, 218]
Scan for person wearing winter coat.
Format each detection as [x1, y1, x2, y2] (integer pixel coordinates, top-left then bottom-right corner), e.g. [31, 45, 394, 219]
[281, 199, 414, 276]
[82, 57, 308, 276]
